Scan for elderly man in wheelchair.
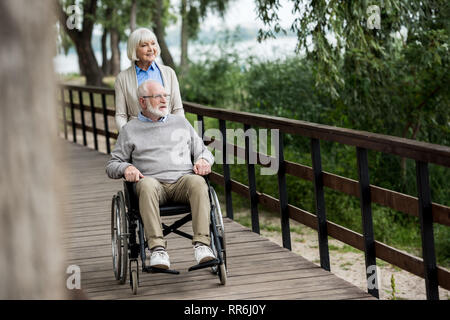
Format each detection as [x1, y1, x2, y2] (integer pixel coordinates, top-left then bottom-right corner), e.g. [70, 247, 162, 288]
[106, 80, 226, 293]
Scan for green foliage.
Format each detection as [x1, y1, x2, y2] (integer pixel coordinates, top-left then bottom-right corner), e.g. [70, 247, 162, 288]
[244, 57, 331, 123]
[391, 274, 397, 300]
[180, 38, 245, 108]
[255, 0, 450, 148]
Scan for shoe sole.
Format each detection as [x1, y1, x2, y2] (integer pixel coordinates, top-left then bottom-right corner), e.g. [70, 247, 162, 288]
[150, 263, 170, 269]
[199, 256, 215, 264]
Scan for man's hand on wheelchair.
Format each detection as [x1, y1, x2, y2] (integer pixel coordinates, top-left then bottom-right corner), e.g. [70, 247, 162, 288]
[193, 158, 211, 176]
[124, 165, 145, 182]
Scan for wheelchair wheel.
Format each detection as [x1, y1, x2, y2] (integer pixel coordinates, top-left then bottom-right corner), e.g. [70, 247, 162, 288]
[211, 232, 227, 285]
[209, 187, 227, 285]
[111, 191, 128, 284]
[218, 260, 227, 285]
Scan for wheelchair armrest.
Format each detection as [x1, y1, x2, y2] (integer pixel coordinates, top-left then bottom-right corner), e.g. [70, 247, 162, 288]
[123, 181, 139, 211]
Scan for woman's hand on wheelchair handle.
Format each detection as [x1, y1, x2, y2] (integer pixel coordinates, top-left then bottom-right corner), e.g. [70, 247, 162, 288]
[193, 158, 211, 176]
[124, 165, 145, 182]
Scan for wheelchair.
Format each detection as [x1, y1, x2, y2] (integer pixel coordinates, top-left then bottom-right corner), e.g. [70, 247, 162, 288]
[110, 175, 227, 295]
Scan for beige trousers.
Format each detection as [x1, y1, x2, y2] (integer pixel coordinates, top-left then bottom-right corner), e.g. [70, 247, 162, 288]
[136, 174, 211, 250]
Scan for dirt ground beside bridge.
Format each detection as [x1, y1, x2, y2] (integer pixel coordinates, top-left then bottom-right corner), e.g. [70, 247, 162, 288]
[258, 216, 450, 300]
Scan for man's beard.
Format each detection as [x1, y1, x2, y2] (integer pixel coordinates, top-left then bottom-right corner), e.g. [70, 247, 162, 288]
[146, 101, 168, 119]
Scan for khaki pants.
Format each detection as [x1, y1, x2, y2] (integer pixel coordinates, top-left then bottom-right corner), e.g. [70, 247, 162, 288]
[136, 174, 211, 250]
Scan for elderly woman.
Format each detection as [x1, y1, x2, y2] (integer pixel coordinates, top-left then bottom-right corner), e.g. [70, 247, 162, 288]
[114, 28, 184, 131]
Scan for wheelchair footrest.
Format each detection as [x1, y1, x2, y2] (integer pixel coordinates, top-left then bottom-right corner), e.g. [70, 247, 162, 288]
[188, 259, 219, 272]
[143, 266, 180, 275]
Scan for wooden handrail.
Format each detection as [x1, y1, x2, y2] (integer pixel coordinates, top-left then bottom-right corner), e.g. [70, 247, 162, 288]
[59, 84, 450, 168]
[183, 102, 450, 168]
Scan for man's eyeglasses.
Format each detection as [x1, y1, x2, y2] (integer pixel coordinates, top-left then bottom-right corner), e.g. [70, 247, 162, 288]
[141, 94, 170, 100]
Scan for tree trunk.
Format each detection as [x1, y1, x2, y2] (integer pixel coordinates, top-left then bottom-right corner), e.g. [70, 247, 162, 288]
[130, 0, 137, 33]
[0, 0, 65, 299]
[75, 34, 104, 86]
[180, 0, 189, 76]
[101, 29, 111, 76]
[57, 0, 104, 86]
[110, 28, 121, 76]
[153, 0, 176, 69]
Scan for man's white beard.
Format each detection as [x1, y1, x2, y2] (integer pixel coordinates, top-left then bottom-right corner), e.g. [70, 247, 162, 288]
[146, 101, 168, 119]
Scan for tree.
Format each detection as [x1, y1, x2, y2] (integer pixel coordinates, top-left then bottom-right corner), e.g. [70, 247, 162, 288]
[179, 0, 232, 76]
[57, 0, 105, 86]
[255, 1, 449, 139]
[152, 0, 177, 69]
[0, 0, 65, 298]
[98, 0, 129, 77]
[255, 0, 449, 191]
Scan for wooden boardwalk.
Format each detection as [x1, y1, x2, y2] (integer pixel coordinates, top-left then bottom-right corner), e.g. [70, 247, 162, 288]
[63, 141, 375, 300]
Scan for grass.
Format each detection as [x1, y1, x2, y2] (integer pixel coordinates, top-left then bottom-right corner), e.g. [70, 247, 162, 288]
[339, 262, 353, 270]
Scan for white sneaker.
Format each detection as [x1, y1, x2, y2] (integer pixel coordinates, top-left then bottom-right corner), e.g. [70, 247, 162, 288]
[194, 243, 216, 264]
[150, 249, 170, 269]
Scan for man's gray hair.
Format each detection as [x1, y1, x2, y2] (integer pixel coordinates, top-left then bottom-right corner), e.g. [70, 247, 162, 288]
[137, 80, 161, 105]
[127, 28, 160, 62]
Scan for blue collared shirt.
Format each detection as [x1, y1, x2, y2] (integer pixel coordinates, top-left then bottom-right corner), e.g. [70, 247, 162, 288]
[135, 62, 164, 87]
[138, 111, 168, 123]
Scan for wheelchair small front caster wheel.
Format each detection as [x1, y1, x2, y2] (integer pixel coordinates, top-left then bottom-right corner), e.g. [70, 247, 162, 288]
[218, 263, 227, 285]
[131, 270, 138, 295]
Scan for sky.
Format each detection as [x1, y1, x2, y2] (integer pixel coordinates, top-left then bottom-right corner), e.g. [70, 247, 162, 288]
[167, 0, 296, 32]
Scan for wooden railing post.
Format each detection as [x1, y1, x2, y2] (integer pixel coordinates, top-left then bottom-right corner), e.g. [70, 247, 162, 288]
[60, 87, 68, 140]
[89, 92, 98, 151]
[78, 90, 87, 146]
[311, 138, 330, 271]
[356, 147, 379, 298]
[277, 132, 291, 250]
[415, 160, 439, 300]
[101, 93, 111, 154]
[245, 124, 259, 234]
[196, 114, 204, 138]
[68, 89, 76, 143]
[219, 119, 233, 220]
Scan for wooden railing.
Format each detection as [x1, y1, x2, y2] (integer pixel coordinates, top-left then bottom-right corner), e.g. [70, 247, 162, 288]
[59, 84, 450, 300]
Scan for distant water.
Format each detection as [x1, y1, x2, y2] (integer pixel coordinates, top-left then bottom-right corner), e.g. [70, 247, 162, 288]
[53, 36, 300, 74]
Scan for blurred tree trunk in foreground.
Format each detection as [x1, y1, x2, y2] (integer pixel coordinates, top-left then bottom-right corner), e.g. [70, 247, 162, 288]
[130, 0, 137, 33]
[0, 0, 66, 299]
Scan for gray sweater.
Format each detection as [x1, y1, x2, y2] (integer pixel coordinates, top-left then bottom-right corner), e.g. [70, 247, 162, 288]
[106, 115, 214, 183]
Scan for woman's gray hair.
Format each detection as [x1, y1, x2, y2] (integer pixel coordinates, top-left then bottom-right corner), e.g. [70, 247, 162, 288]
[127, 28, 160, 62]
